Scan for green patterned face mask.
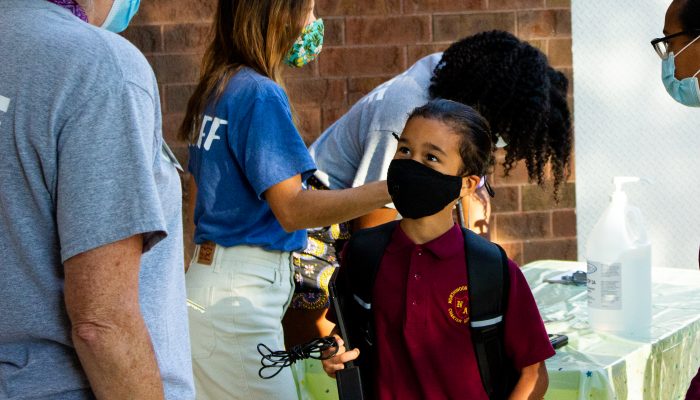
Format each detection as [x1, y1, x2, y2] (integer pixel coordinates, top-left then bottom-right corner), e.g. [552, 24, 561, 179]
[285, 19, 324, 68]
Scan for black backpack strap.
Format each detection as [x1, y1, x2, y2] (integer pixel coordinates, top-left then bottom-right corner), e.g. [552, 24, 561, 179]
[342, 220, 400, 308]
[332, 220, 399, 398]
[462, 228, 517, 399]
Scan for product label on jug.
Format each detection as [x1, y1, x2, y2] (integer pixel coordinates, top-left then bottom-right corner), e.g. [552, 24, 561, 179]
[587, 261, 622, 310]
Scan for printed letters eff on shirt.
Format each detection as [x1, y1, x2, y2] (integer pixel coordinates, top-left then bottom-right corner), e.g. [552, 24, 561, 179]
[0, 95, 10, 127]
[195, 115, 228, 151]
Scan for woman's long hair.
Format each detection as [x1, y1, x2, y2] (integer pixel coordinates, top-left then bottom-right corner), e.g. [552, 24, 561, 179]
[178, 0, 311, 143]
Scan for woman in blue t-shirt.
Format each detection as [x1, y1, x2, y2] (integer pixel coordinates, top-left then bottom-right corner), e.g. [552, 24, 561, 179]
[177, 1, 390, 398]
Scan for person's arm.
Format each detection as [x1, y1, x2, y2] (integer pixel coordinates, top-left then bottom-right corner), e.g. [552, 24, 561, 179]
[508, 361, 548, 400]
[321, 333, 360, 379]
[351, 207, 398, 231]
[264, 175, 390, 232]
[64, 235, 164, 399]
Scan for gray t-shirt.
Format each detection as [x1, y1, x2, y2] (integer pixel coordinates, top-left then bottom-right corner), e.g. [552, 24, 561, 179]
[309, 53, 442, 190]
[0, 1, 194, 398]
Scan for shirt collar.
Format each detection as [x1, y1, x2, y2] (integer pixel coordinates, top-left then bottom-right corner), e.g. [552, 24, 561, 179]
[386, 223, 464, 260]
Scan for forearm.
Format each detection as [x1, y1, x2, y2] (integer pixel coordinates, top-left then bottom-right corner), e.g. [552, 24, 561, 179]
[276, 181, 390, 231]
[65, 235, 164, 399]
[508, 362, 548, 400]
[71, 313, 164, 399]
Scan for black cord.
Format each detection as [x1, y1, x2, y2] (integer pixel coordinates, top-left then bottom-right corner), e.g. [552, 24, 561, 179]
[258, 336, 339, 379]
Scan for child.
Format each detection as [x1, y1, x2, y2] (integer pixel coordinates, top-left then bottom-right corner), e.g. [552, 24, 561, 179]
[322, 99, 554, 399]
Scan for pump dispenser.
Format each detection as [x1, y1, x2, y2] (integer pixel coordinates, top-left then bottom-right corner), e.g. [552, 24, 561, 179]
[586, 177, 652, 336]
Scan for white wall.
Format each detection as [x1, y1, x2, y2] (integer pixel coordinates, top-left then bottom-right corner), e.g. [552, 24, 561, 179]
[573, 0, 700, 269]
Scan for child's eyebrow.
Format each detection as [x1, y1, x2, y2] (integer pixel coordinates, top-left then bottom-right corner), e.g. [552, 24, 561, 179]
[426, 143, 447, 155]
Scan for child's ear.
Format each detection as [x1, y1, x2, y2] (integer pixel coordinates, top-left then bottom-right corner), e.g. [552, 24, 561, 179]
[460, 175, 482, 198]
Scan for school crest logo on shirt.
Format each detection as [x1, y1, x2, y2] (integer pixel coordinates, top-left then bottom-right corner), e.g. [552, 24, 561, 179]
[448, 285, 469, 324]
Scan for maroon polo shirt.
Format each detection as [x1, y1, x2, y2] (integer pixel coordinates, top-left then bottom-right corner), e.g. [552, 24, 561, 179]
[372, 223, 554, 399]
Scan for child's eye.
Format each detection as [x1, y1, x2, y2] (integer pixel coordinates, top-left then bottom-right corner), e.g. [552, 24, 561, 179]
[426, 153, 439, 162]
[398, 146, 411, 155]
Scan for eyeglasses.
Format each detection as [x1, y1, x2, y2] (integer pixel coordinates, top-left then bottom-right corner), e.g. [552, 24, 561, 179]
[651, 29, 700, 60]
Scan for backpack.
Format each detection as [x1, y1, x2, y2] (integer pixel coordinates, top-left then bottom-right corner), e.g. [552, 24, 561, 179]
[330, 221, 519, 399]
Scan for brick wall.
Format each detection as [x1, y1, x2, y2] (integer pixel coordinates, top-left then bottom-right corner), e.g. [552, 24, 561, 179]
[124, 0, 575, 265]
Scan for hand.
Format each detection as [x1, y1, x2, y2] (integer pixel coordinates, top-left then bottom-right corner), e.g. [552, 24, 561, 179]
[322, 334, 360, 378]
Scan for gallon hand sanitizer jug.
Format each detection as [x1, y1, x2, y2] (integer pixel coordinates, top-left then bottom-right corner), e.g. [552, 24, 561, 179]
[586, 177, 652, 336]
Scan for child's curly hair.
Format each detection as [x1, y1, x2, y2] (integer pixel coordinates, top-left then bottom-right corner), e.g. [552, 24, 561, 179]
[429, 30, 572, 198]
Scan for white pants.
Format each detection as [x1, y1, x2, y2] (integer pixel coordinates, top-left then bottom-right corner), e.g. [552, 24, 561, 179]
[186, 243, 297, 400]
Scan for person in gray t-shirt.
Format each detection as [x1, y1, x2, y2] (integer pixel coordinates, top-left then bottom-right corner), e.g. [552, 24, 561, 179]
[310, 31, 573, 234]
[0, 1, 194, 399]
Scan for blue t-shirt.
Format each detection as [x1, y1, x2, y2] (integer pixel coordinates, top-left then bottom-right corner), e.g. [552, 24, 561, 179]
[188, 68, 316, 252]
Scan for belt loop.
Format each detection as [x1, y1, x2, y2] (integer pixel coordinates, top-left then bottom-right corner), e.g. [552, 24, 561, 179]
[192, 244, 200, 266]
[212, 244, 222, 273]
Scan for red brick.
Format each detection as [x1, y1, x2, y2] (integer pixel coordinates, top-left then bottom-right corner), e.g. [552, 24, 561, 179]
[491, 185, 520, 213]
[497, 241, 524, 266]
[168, 143, 190, 169]
[406, 0, 484, 13]
[521, 181, 575, 211]
[494, 212, 551, 242]
[287, 79, 347, 107]
[133, 0, 216, 24]
[522, 238, 577, 263]
[489, 0, 544, 9]
[316, 0, 401, 16]
[150, 54, 202, 84]
[548, 38, 573, 67]
[552, 209, 576, 237]
[546, 0, 570, 7]
[323, 18, 345, 46]
[319, 47, 405, 77]
[346, 76, 394, 103]
[163, 23, 211, 53]
[517, 10, 571, 38]
[162, 112, 185, 143]
[164, 84, 197, 114]
[295, 107, 323, 145]
[348, 76, 392, 95]
[407, 44, 450, 66]
[346, 16, 431, 45]
[122, 25, 162, 54]
[348, 92, 365, 105]
[526, 39, 548, 56]
[433, 12, 516, 42]
[322, 106, 351, 131]
[493, 159, 531, 185]
[284, 62, 319, 79]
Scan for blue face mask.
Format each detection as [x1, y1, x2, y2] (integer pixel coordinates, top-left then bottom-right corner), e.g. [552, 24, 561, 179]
[101, 0, 141, 33]
[661, 36, 700, 107]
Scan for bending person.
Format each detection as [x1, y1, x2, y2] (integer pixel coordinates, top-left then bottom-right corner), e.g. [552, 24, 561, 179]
[310, 30, 572, 234]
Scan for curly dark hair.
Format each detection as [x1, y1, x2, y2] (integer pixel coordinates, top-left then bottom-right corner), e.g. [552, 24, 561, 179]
[680, 0, 700, 31]
[429, 30, 572, 197]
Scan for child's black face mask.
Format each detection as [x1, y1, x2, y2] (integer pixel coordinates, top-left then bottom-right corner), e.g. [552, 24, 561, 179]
[387, 159, 463, 219]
